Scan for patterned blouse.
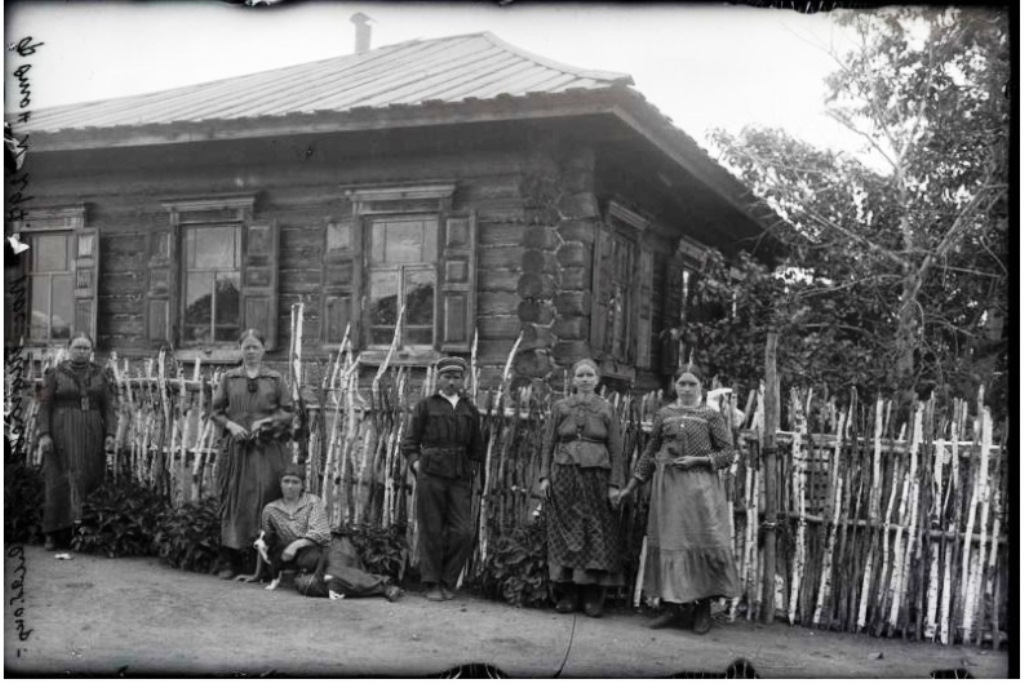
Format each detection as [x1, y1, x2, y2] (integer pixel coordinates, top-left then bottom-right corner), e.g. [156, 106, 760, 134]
[261, 492, 332, 547]
[633, 404, 734, 482]
[540, 394, 625, 487]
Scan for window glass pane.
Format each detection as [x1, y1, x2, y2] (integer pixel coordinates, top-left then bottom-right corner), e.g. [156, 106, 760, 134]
[191, 227, 238, 268]
[405, 269, 435, 327]
[368, 270, 398, 327]
[405, 327, 433, 345]
[32, 234, 68, 272]
[185, 229, 196, 268]
[215, 273, 241, 326]
[374, 220, 425, 264]
[51, 275, 73, 339]
[184, 272, 214, 333]
[422, 219, 438, 263]
[214, 326, 240, 342]
[30, 275, 49, 339]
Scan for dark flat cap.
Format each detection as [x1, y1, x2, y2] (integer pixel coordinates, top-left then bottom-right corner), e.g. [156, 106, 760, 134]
[436, 357, 468, 374]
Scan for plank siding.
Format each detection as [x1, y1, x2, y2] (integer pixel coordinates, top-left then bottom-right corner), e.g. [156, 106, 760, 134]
[22, 142, 542, 362]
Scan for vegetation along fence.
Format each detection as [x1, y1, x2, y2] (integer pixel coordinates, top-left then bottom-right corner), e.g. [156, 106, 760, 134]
[8, 321, 1007, 648]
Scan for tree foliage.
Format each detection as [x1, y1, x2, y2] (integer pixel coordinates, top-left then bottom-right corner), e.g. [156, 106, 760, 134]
[699, 7, 1009, 408]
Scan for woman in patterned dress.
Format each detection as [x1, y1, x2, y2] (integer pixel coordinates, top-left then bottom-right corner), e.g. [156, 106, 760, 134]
[210, 329, 294, 580]
[537, 358, 624, 618]
[37, 333, 117, 551]
[617, 363, 739, 634]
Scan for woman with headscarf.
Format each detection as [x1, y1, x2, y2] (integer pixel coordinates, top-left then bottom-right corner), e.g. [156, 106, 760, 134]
[537, 358, 624, 618]
[617, 363, 740, 634]
[36, 333, 117, 551]
[210, 329, 294, 579]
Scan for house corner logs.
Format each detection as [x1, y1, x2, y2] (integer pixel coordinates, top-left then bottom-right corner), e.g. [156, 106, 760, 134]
[515, 146, 598, 389]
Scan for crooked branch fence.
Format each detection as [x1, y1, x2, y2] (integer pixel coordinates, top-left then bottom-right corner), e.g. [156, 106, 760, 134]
[8, 348, 1007, 647]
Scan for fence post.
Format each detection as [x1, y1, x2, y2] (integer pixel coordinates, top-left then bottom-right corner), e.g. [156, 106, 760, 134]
[761, 331, 780, 624]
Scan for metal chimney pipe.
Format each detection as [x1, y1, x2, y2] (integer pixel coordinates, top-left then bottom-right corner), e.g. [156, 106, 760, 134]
[352, 12, 372, 54]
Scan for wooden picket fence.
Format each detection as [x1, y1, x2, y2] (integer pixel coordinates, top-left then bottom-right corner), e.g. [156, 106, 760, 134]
[9, 340, 1007, 647]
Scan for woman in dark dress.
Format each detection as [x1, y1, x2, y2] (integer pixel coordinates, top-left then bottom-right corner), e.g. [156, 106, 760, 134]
[617, 364, 740, 634]
[210, 329, 294, 579]
[37, 333, 117, 551]
[537, 358, 624, 618]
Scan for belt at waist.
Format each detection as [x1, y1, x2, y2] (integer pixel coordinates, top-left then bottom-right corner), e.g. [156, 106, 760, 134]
[51, 400, 100, 411]
[559, 437, 605, 444]
[421, 446, 467, 456]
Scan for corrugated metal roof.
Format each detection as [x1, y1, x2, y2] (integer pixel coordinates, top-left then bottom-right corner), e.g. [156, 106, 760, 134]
[23, 32, 634, 134]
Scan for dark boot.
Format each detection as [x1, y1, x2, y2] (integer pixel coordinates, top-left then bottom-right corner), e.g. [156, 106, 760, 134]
[693, 598, 712, 635]
[648, 602, 681, 629]
[555, 583, 578, 614]
[582, 585, 606, 618]
[217, 547, 237, 580]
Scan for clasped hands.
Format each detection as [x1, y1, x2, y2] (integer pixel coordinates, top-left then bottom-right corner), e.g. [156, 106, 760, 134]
[226, 417, 274, 440]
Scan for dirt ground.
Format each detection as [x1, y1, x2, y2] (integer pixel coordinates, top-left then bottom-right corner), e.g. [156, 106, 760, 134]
[4, 543, 1009, 678]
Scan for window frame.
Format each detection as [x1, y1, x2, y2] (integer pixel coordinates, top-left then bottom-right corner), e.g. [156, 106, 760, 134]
[364, 213, 440, 351]
[158, 195, 263, 360]
[591, 201, 650, 380]
[336, 183, 458, 363]
[10, 205, 94, 348]
[180, 223, 244, 346]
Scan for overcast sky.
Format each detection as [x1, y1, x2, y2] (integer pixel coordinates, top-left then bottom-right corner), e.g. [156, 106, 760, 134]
[5, 1, 871, 156]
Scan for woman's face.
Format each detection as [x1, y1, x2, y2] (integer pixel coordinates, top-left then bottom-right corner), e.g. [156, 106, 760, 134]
[280, 476, 303, 500]
[573, 364, 599, 394]
[68, 337, 92, 362]
[675, 373, 702, 405]
[240, 336, 265, 365]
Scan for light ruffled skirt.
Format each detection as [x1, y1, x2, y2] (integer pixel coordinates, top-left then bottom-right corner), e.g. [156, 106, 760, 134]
[642, 457, 739, 603]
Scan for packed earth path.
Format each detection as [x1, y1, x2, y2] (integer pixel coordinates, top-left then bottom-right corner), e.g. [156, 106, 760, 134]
[4, 544, 1008, 678]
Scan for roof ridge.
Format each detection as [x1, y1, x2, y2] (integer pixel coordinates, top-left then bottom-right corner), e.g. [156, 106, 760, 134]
[479, 32, 633, 85]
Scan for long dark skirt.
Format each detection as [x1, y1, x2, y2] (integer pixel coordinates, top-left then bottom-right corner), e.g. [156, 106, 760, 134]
[43, 406, 106, 533]
[216, 438, 291, 550]
[546, 464, 624, 586]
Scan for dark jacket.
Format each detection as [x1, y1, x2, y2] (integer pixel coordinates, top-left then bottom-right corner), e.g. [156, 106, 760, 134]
[401, 393, 484, 480]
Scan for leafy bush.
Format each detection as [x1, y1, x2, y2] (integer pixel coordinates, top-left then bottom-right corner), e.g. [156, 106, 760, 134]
[474, 517, 550, 608]
[4, 463, 45, 544]
[72, 481, 168, 558]
[342, 523, 410, 581]
[152, 497, 221, 574]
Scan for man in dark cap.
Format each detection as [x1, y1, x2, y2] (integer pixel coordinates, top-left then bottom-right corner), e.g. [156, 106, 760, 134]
[402, 356, 484, 601]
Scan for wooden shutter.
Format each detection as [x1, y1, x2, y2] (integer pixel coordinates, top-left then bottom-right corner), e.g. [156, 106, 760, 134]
[145, 228, 176, 347]
[636, 244, 654, 369]
[661, 255, 685, 375]
[241, 221, 279, 351]
[72, 228, 100, 340]
[589, 224, 608, 357]
[322, 219, 359, 347]
[437, 212, 476, 353]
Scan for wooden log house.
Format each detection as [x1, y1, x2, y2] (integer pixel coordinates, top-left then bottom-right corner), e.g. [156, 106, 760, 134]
[7, 32, 775, 392]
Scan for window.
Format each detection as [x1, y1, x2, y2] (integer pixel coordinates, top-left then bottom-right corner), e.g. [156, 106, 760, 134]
[182, 225, 242, 343]
[591, 201, 651, 372]
[7, 206, 99, 345]
[152, 196, 278, 353]
[27, 232, 73, 342]
[323, 184, 476, 356]
[367, 216, 437, 347]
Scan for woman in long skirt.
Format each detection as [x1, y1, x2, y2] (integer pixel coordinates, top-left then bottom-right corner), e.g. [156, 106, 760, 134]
[618, 363, 740, 634]
[37, 333, 117, 550]
[210, 329, 294, 579]
[537, 359, 624, 617]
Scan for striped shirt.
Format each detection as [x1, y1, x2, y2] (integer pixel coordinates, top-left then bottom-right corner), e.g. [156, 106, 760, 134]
[261, 492, 332, 546]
